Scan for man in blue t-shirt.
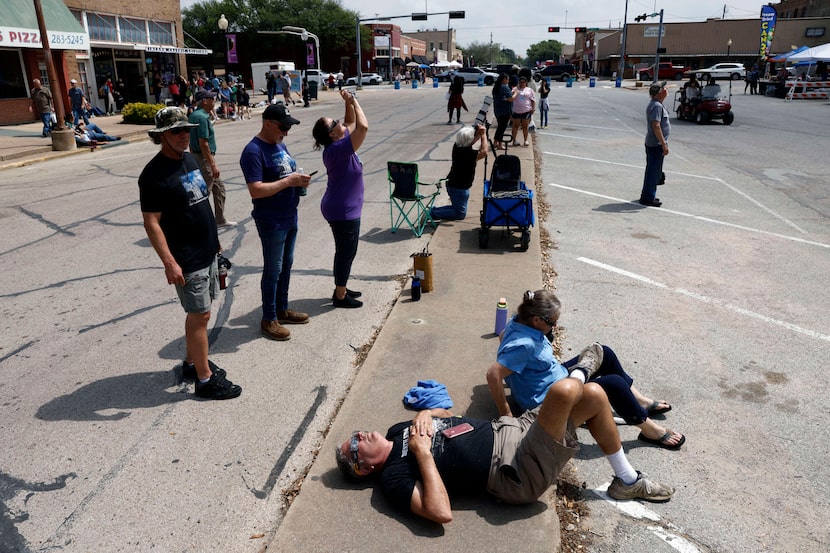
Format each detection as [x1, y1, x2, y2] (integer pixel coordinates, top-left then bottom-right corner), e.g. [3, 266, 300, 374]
[335, 373, 674, 523]
[240, 104, 311, 341]
[640, 81, 670, 207]
[68, 79, 89, 126]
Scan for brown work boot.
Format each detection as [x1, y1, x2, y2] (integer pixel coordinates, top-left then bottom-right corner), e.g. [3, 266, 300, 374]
[261, 319, 290, 341]
[277, 309, 309, 324]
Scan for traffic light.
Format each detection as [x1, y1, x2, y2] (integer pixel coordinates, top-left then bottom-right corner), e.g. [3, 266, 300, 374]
[448, 11, 465, 19]
[548, 26, 560, 32]
[634, 13, 648, 22]
[573, 27, 586, 33]
[411, 12, 428, 21]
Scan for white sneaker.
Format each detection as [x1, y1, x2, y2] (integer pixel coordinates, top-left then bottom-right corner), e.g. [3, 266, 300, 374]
[523, 141, 529, 147]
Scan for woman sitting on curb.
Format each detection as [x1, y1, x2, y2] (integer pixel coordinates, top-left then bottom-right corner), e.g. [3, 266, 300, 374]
[486, 289, 685, 450]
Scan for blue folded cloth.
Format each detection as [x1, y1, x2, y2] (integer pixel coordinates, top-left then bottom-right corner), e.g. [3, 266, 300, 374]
[403, 379, 453, 410]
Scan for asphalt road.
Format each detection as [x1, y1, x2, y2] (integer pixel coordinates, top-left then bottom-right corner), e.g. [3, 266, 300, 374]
[1, 82, 828, 552]
[534, 82, 830, 552]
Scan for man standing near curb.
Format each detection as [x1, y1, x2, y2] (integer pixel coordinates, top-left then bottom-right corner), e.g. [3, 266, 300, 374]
[29, 79, 54, 138]
[139, 107, 242, 400]
[640, 81, 670, 207]
[188, 90, 237, 227]
[68, 79, 89, 127]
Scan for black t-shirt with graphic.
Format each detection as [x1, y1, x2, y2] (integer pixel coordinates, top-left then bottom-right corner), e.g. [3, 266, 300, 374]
[379, 417, 494, 514]
[138, 151, 219, 273]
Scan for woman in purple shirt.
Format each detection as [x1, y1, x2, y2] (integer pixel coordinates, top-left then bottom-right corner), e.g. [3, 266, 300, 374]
[312, 90, 369, 308]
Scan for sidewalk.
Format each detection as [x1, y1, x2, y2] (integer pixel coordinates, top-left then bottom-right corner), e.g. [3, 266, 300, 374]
[0, 113, 154, 169]
[268, 141, 559, 552]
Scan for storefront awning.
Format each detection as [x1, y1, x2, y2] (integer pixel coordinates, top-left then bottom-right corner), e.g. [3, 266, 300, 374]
[0, 0, 89, 50]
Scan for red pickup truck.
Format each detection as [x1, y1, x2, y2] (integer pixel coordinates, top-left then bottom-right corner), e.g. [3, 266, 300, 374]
[639, 62, 690, 81]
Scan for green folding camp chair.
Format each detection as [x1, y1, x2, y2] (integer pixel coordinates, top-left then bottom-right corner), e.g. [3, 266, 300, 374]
[387, 161, 445, 237]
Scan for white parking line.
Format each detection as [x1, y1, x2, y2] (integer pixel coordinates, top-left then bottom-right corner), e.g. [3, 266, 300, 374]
[593, 483, 702, 552]
[577, 257, 830, 343]
[547, 182, 830, 250]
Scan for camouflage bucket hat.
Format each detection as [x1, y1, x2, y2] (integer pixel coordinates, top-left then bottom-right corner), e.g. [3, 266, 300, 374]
[148, 107, 198, 135]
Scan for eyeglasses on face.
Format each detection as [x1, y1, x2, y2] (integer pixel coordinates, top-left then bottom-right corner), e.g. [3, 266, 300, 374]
[328, 119, 339, 134]
[538, 313, 557, 328]
[168, 127, 190, 135]
[349, 430, 363, 473]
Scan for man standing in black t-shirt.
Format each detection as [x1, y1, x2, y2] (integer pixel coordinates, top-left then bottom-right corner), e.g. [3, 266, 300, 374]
[336, 375, 673, 523]
[138, 107, 241, 400]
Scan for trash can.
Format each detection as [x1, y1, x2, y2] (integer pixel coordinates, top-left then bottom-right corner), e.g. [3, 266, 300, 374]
[433, 78, 439, 88]
[615, 77, 622, 88]
[478, 75, 484, 87]
[309, 80, 318, 100]
[589, 76, 596, 87]
[394, 80, 401, 90]
[412, 80, 418, 89]
[566, 78, 573, 88]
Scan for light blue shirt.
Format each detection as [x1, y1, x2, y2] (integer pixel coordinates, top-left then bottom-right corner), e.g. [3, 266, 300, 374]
[497, 316, 568, 411]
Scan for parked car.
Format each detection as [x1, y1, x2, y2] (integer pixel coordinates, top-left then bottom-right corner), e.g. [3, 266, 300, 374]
[448, 67, 499, 85]
[533, 64, 578, 82]
[434, 70, 454, 82]
[639, 62, 690, 81]
[345, 73, 384, 85]
[687, 63, 746, 81]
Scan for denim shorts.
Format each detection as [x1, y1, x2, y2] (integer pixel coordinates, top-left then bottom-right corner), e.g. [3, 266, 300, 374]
[487, 408, 579, 504]
[175, 259, 218, 314]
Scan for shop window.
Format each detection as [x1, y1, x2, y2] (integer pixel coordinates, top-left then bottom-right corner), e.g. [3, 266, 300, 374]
[149, 21, 174, 45]
[806, 27, 825, 38]
[120, 17, 147, 44]
[88, 13, 118, 42]
[0, 50, 28, 99]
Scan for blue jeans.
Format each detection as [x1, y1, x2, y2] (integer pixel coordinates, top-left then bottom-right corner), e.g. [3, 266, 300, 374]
[430, 186, 470, 220]
[40, 113, 52, 136]
[641, 145, 664, 201]
[254, 221, 297, 321]
[563, 345, 648, 425]
[329, 218, 360, 287]
[72, 107, 89, 126]
[539, 106, 548, 127]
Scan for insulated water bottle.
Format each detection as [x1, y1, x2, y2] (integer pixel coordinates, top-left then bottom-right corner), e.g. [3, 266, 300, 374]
[411, 277, 422, 301]
[494, 297, 508, 335]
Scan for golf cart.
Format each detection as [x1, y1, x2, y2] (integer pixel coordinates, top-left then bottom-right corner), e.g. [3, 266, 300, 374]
[673, 78, 734, 125]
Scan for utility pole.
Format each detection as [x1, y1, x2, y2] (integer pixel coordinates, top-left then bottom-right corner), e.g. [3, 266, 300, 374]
[618, 0, 629, 80]
[654, 9, 664, 83]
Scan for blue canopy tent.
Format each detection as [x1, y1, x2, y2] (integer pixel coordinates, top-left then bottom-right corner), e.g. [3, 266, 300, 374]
[767, 46, 808, 63]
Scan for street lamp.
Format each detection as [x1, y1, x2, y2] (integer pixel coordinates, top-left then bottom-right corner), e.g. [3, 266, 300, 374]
[727, 38, 733, 60]
[282, 25, 321, 74]
[218, 14, 228, 76]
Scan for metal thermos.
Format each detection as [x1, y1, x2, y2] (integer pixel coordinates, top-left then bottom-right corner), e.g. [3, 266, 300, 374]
[494, 297, 508, 335]
[411, 277, 422, 301]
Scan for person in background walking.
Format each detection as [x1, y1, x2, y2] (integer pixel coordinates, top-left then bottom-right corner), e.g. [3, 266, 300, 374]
[446, 76, 466, 125]
[640, 81, 670, 208]
[538, 78, 550, 129]
[29, 79, 54, 137]
[312, 89, 369, 309]
[68, 79, 90, 127]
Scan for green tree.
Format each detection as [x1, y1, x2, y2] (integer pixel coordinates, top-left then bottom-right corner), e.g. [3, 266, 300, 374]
[525, 40, 564, 67]
[182, 0, 367, 73]
[459, 42, 521, 67]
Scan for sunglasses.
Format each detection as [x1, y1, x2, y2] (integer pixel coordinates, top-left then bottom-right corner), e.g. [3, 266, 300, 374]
[168, 127, 190, 135]
[538, 314, 557, 328]
[327, 119, 339, 134]
[349, 430, 362, 473]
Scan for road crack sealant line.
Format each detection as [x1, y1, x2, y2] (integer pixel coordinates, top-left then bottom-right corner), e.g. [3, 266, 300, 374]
[593, 483, 703, 553]
[577, 256, 830, 343]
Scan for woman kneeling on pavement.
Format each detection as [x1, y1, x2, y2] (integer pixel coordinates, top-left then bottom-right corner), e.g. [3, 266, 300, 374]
[487, 289, 685, 450]
[430, 124, 488, 221]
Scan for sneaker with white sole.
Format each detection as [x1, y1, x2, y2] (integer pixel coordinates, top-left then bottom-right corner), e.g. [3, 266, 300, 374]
[607, 471, 674, 502]
[572, 342, 604, 380]
[194, 371, 242, 400]
[181, 360, 226, 381]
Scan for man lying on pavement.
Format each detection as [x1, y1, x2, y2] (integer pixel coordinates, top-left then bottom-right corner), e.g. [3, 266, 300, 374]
[335, 367, 674, 524]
